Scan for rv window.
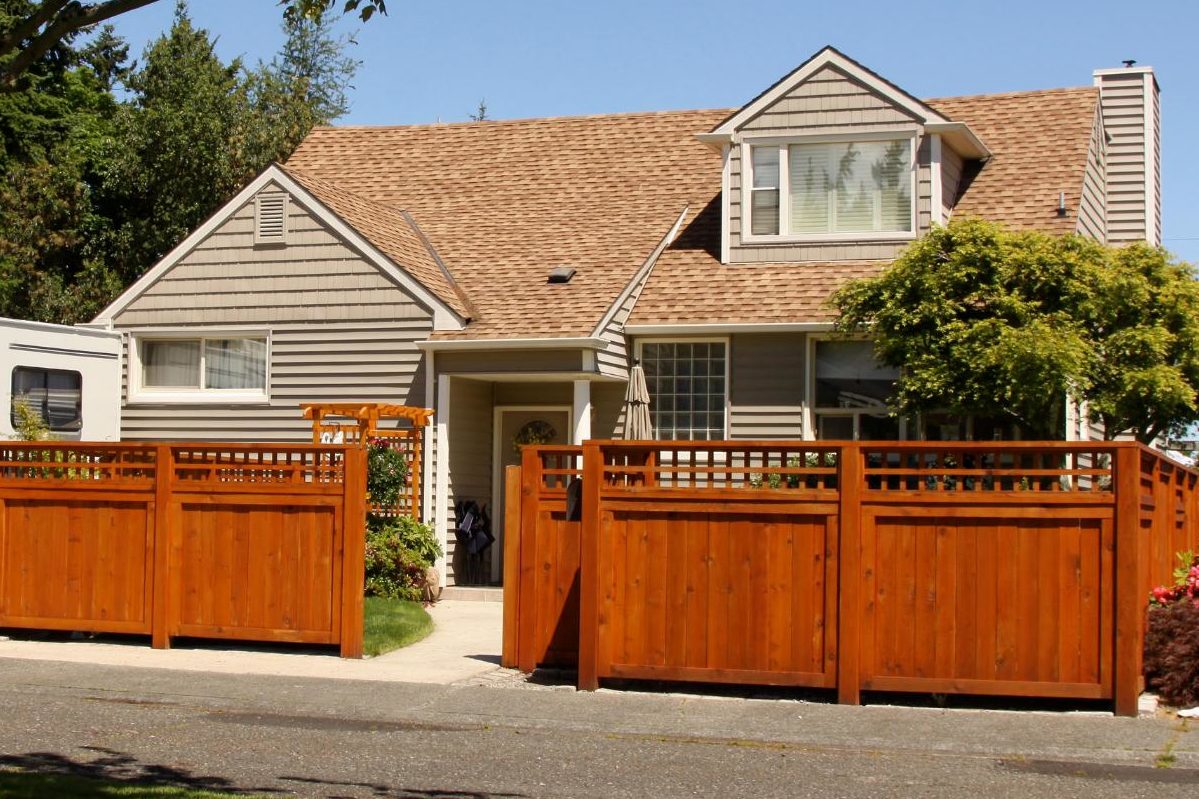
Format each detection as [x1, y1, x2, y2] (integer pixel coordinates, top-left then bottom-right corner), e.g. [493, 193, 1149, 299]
[11, 366, 83, 432]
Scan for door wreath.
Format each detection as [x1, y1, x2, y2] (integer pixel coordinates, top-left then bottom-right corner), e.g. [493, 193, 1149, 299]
[513, 419, 557, 455]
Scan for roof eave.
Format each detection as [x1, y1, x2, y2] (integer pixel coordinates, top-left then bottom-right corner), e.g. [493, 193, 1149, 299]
[925, 121, 992, 160]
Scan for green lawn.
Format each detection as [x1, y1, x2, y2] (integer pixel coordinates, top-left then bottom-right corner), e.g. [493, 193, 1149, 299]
[0, 770, 265, 798]
[363, 597, 433, 657]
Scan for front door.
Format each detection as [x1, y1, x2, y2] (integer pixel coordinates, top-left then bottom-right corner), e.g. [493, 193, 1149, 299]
[493, 407, 571, 582]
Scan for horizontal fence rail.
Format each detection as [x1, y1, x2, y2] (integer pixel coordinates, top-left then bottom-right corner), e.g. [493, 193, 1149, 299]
[502, 440, 1199, 715]
[0, 442, 367, 657]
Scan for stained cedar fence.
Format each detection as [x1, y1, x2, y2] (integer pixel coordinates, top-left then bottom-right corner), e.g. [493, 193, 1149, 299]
[502, 440, 1199, 715]
[0, 442, 367, 657]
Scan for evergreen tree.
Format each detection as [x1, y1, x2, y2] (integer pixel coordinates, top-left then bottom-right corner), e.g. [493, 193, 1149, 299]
[94, 2, 252, 285]
[245, 12, 358, 167]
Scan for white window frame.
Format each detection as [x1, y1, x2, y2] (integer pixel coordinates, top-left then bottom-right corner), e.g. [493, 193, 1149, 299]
[635, 337, 730, 441]
[128, 329, 271, 405]
[804, 334, 906, 441]
[741, 130, 919, 244]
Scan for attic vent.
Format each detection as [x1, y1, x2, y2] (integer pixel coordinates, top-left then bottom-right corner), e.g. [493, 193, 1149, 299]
[255, 192, 288, 244]
[548, 265, 576, 284]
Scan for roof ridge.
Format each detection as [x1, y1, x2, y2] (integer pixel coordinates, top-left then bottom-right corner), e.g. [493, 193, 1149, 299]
[304, 107, 735, 133]
[926, 85, 1096, 103]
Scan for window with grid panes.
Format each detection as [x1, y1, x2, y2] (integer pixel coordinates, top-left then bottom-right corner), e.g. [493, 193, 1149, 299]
[640, 341, 726, 440]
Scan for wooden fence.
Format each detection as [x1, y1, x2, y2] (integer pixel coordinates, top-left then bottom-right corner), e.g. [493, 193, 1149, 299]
[0, 442, 367, 657]
[502, 440, 1199, 715]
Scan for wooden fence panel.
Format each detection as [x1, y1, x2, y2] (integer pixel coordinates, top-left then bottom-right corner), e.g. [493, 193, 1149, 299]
[503, 439, 1199, 715]
[0, 497, 154, 634]
[856, 508, 1112, 699]
[505, 447, 583, 672]
[173, 500, 341, 644]
[596, 505, 837, 687]
[0, 442, 366, 656]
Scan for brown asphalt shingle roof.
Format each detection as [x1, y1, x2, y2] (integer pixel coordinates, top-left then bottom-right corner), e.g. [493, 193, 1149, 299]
[928, 87, 1099, 234]
[284, 166, 473, 319]
[286, 87, 1100, 335]
[288, 110, 727, 339]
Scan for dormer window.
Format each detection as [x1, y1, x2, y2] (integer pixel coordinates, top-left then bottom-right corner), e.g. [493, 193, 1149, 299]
[745, 135, 915, 240]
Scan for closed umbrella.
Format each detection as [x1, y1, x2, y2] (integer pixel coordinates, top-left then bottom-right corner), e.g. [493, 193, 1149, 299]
[622, 361, 653, 440]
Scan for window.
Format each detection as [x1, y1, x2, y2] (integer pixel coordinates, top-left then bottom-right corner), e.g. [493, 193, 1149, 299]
[11, 367, 82, 432]
[746, 137, 914, 238]
[640, 341, 727, 440]
[811, 340, 901, 440]
[138, 337, 267, 397]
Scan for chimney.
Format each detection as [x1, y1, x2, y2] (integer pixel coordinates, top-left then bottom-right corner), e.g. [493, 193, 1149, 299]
[1093, 63, 1161, 246]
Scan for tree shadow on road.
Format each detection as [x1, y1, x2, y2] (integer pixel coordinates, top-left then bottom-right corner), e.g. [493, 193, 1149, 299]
[280, 775, 527, 798]
[0, 746, 281, 795]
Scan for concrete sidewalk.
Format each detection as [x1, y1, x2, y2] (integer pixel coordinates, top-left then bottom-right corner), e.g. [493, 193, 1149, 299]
[0, 599, 504, 684]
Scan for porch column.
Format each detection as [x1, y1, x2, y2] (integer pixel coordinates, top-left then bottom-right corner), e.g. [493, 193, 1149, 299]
[434, 373, 451, 580]
[572, 379, 592, 444]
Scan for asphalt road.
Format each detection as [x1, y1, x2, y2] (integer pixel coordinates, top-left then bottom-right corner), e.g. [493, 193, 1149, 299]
[0, 658, 1195, 798]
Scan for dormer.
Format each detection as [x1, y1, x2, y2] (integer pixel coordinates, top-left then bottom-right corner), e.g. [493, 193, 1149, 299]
[698, 47, 989, 264]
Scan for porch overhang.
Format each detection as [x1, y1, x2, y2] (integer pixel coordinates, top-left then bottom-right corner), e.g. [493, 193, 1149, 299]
[417, 337, 610, 352]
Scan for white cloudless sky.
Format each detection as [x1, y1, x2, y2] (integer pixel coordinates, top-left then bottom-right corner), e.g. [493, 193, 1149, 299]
[110, 0, 1199, 261]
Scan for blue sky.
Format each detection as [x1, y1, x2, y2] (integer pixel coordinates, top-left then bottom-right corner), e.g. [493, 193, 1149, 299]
[111, 0, 1199, 261]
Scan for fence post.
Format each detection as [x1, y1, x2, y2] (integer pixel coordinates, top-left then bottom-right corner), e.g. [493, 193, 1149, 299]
[837, 442, 863, 705]
[340, 445, 367, 659]
[577, 441, 602, 690]
[516, 446, 542, 673]
[501, 464, 523, 669]
[150, 444, 172, 649]
[1113, 444, 1144, 717]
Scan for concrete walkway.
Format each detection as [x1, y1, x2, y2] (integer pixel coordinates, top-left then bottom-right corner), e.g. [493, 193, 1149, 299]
[0, 599, 504, 684]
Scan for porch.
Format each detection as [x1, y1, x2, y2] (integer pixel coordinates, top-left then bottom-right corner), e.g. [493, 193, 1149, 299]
[431, 371, 628, 588]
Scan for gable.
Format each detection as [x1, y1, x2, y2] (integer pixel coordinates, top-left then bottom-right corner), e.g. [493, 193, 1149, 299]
[110, 181, 438, 327]
[739, 65, 923, 135]
[708, 46, 948, 137]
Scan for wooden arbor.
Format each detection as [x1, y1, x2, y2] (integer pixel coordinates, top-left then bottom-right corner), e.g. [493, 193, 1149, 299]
[302, 403, 433, 519]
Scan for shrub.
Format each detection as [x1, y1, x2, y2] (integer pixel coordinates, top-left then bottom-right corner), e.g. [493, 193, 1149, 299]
[11, 400, 52, 441]
[364, 515, 441, 601]
[366, 438, 407, 509]
[1144, 602, 1199, 708]
[1144, 553, 1199, 707]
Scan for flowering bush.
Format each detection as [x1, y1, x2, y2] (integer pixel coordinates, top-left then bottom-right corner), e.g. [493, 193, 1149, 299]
[364, 515, 441, 601]
[366, 438, 408, 510]
[1144, 552, 1199, 707]
[1150, 552, 1199, 607]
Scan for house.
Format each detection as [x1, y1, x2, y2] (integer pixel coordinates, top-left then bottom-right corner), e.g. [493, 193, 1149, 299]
[1, 317, 121, 441]
[89, 47, 1162, 586]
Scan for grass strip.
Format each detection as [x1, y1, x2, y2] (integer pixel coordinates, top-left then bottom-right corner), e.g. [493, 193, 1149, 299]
[363, 597, 434, 657]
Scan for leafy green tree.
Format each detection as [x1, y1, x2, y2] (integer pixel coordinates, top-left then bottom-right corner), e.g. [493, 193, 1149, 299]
[1085, 243, 1199, 442]
[833, 218, 1199, 442]
[0, 0, 383, 88]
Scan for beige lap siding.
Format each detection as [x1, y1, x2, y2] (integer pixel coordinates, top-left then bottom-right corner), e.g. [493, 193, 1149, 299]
[112, 183, 438, 442]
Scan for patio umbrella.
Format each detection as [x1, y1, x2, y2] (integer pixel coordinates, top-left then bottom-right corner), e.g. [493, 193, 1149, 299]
[622, 361, 653, 440]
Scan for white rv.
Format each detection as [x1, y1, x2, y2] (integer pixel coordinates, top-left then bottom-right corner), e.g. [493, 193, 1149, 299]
[0, 318, 121, 441]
